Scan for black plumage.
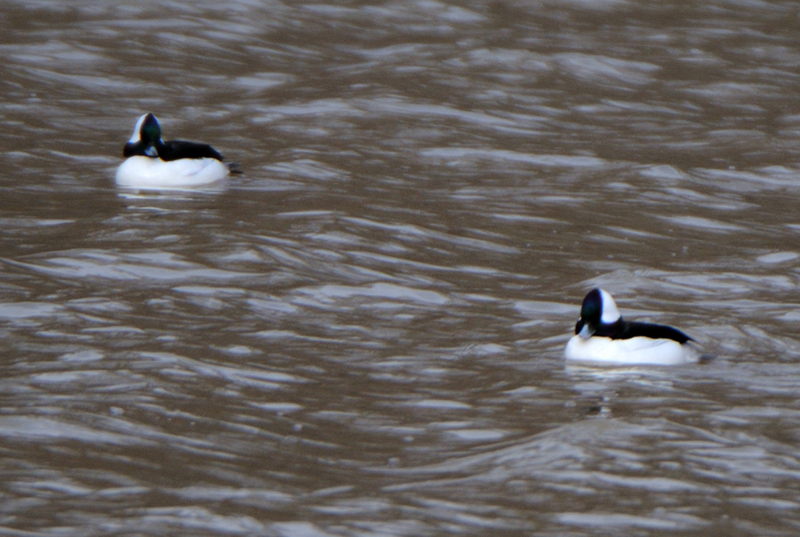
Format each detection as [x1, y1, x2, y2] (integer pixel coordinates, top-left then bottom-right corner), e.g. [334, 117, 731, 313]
[122, 113, 227, 162]
[154, 140, 224, 161]
[574, 288, 692, 344]
[590, 319, 692, 344]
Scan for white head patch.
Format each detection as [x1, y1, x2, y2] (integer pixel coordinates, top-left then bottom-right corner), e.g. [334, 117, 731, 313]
[128, 113, 149, 143]
[599, 289, 621, 324]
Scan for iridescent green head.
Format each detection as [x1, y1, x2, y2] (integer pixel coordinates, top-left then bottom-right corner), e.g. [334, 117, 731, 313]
[123, 113, 162, 158]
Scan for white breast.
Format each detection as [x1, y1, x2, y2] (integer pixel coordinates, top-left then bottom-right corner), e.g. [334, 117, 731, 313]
[564, 335, 697, 365]
[115, 156, 230, 190]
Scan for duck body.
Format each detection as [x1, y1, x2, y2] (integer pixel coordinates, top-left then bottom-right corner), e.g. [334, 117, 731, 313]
[565, 333, 695, 365]
[115, 113, 234, 190]
[115, 155, 230, 189]
[564, 288, 697, 365]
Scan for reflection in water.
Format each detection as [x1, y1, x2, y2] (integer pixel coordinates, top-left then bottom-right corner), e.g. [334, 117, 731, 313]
[116, 181, 230, 198]
[2, 0, 800, 535]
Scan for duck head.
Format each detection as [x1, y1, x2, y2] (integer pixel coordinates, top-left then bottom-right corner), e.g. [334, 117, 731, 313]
[574, 288, 621, 339]
[123, 113, 162, 158]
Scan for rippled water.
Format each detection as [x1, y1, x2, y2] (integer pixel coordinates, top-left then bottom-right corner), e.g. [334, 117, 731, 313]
[2, 0, 800, 535]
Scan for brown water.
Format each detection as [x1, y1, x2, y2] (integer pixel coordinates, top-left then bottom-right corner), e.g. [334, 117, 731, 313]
[2, 1, 800, 535]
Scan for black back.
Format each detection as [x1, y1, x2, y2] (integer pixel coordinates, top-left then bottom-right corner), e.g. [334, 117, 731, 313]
[620, 321, 692, 344]
[156, 140, 224, 162]
[593, 319, 692, 344]
[124, 139, 225, 162]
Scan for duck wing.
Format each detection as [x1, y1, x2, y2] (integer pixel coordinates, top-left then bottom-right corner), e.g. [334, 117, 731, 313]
[622, 321, 692, 344]
[158, 140, 224, 161]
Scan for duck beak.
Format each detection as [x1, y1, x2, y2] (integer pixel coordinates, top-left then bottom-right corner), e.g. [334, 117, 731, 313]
[144, 145, 158, 157]
[575, 319, 595, 339]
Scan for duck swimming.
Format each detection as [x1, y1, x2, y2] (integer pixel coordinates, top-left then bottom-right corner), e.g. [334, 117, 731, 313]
[115, 113, 236, 189]
[564, 288, 698, 365]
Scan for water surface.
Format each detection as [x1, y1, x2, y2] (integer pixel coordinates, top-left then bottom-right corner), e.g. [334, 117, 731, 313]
[2, 1, 800, 535]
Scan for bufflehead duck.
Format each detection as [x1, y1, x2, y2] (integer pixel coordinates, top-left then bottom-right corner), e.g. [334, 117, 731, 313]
[564, 288, 698, 365]
[115, 113, 237, 189]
